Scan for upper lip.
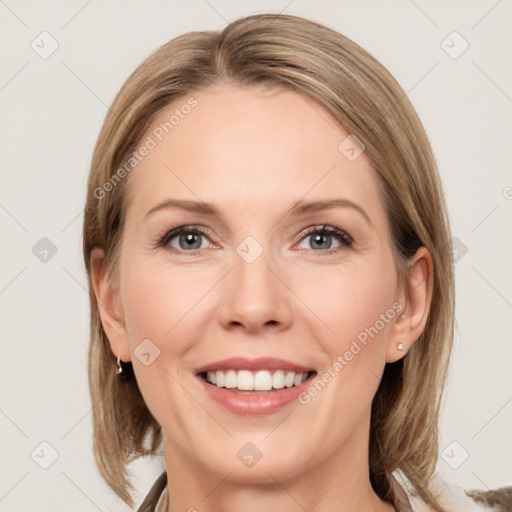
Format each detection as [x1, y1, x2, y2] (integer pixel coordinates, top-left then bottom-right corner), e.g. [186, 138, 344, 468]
[195, 357, 315, 374]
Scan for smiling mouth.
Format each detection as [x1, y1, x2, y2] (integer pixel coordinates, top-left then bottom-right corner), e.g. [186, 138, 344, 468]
[198, 369, 317, 393]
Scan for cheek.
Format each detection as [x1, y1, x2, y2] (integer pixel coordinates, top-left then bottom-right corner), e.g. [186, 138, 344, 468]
[119, 261, 207, 425]
[294, 260, 398, 344]
[291, 264, 398, 430]
[121, 260, 209, 347]
[292, 257, 398, 410]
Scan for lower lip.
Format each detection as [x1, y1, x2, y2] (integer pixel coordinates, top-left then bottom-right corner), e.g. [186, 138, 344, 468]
[195, 373, 315, 416]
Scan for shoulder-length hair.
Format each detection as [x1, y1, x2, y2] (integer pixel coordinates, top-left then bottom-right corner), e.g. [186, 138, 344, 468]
[83, 13, 454, 511]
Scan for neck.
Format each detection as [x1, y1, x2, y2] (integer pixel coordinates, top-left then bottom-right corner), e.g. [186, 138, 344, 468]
[161, 415, 395, 512]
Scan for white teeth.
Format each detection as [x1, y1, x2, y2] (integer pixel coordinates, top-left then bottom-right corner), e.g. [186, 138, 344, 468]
[254, 370, 272, 391]
[272, 369, 285, 389]
[237, 370, 253, 390]
[204, 369, 309, 391]
[224, 370, 237, 389]
[284, 371, 295, 387]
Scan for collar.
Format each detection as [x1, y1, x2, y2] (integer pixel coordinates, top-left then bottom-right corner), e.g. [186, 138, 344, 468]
[150, 472, 413, 512]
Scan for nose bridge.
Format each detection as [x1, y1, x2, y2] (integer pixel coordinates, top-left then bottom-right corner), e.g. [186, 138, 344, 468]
[218, 235, 292, 332]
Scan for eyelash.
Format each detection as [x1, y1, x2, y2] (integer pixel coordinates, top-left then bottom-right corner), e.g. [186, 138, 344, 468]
[157, 224, 354, 256]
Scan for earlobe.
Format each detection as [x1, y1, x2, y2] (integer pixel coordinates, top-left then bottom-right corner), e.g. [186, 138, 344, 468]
[90, 248, 131, 362]
[387, 247, 433, 363]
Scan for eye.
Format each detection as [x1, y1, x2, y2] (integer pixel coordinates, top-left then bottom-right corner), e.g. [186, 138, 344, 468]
[159, 226, 213, 254]
[296, 225, 354, 252]
[157, 224, 353, 256]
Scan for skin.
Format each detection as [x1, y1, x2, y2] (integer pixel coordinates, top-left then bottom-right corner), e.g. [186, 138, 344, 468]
[91, 82, 432, 512]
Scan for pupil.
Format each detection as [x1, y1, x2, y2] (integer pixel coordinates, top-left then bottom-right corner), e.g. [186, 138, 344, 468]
[312, 233, 331, 249]
[181, 233, 201, 250]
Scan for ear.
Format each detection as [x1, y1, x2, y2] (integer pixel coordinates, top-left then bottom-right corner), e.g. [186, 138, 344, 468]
[90, 248, 131, 362]
[387, 246, 433, 363]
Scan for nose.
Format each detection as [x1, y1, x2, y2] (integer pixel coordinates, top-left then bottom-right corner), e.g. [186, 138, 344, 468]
[217, 246, 293, 334]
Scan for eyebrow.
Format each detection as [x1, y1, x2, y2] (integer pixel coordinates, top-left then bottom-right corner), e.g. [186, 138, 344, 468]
[144, 197, 372, 226]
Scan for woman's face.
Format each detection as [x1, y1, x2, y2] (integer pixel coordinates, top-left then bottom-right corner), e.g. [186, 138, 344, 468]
[99, 83, 414, 484]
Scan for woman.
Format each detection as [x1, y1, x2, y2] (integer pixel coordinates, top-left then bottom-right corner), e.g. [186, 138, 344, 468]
[82, 13, 509, 512]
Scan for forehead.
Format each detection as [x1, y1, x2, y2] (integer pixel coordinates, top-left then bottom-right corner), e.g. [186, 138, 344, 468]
[124, 83, 383, 224]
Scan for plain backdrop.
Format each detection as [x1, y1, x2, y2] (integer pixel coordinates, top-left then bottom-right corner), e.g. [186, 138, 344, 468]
[1, 1, 511, 510]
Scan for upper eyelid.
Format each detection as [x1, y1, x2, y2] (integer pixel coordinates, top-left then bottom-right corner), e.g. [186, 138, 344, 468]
[160, 225, 213, 244]
[296, 225, 354, 247]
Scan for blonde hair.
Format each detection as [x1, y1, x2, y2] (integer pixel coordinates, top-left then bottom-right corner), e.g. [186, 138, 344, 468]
[83, 13, 454, 510]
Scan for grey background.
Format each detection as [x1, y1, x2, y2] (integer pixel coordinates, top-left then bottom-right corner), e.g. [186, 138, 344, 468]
[1, 0, 511, 510]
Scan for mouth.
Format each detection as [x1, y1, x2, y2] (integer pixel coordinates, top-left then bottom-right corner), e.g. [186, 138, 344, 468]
[193, 357, 317, 415]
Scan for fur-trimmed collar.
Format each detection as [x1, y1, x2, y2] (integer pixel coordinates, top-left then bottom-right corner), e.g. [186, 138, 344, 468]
[394, 473, 512, 511]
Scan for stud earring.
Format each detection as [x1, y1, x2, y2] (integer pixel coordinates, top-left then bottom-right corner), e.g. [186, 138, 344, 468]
[397, 343, 404, 351]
